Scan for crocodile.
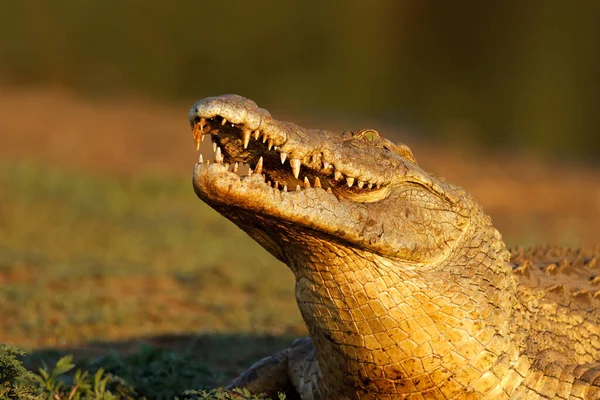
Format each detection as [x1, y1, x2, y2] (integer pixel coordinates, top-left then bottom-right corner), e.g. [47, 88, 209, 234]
[187, 94, 600, 399]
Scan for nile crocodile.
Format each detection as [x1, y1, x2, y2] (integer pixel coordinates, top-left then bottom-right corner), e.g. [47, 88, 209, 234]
[187, 94, 600, 399]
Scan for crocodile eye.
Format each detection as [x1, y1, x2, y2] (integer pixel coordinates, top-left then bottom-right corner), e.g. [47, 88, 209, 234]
[363, 129, 379, 142]
[352, 129, 380, 142]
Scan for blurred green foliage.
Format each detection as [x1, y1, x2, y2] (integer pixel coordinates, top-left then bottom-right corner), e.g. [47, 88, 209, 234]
[1, 344, 284, 399]
[1, 1, 599, 156]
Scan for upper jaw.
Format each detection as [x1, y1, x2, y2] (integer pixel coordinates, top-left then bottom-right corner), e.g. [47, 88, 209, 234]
[188, 94, 407, 200]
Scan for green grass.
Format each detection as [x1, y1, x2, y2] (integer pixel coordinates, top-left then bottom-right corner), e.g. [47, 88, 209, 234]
[0, 162, 305, 396]
[1, 343, 285, 399]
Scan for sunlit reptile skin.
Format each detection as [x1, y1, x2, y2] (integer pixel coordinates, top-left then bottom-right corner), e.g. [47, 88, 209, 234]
[187, 94, 600, 399]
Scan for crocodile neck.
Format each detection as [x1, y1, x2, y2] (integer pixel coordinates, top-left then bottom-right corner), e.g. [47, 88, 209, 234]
[287, 207, 520, 395]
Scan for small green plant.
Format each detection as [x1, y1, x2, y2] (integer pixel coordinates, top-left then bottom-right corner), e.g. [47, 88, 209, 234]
[178, 387, 286, 400]
[87, 343, 215, 399]
[0, 344, 41, 399]
[2, 343, 288, 400]
[32, 354, 118, 399]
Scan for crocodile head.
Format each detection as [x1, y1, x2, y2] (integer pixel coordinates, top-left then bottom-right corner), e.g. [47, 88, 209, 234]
[188, 94, 474, 268]
[188, 95, 518, 395]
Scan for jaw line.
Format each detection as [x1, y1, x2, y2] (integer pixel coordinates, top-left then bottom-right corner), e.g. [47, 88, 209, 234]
[192, 162, 396, 255]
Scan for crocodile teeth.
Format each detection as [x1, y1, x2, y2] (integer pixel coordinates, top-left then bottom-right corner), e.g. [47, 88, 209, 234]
[358, 181, 365, 189]
[215, 147, 223, 163]
[201, 133, 206, 142]
[346, 177, 355, 187]
[296, 185, 301, 191]
[280, 152, 287, 164]
[323, 161, 330, 170]
[262, 135, 268, 143]
[368, 183, 373, 189]
[314, 177, 321, 188]
[221, 118, 227, 125]
[233, 162, 239, 173]
[242, 130, 251, 149]
[196, 139, 201, 151]
[253, 130, 260, 140]
[290, 159, 301, 179]
[198, 153, 203, 163]
[304, 177, 311, 188]
[248, 167, 253, 176]
[326, 187, 333, 194]
[268, 139, 274, 151]
[255, 156, 263, 175]
[283, 185, 288, 192]
[212, 142, 217, 152]
[334, 170, 343, 180]
[274, 181, 279, 189]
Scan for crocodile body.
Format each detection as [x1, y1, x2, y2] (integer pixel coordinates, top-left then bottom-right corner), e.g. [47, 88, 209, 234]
[187, 95, 600, 399]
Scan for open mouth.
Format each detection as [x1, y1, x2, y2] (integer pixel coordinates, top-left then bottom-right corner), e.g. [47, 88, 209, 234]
[190, 115, 385, 199]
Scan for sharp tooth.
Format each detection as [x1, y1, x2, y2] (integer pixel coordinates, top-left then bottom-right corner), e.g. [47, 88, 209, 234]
[192, 122, 201, 139]
[253, 130, 260, 140]
[358, 181, 365, 189]
[248, 167, 253, 176]
[376, 183, 381, 189]
[212, 142, 217, 152]
[296, 185, 301, 191]
[200, 117, 206, 130]
[201, 134, 206, 142]
[224, 162, 230, 169]
[267, 181, 272, 187]
[221, 118, 227, 125]
[283, 185, 288, 192]
[233, 162, 239, 173]
[215, 147, 223, 163]
[242, 130, 251, 149]
[267, 139, 274, 151]
[323, 161, 330, 170]
[346, 177, 355, 187]
[198, 153, 203, 163]
[368, 183, 373, 189]
[334, 170, 343, 180]
[326, 187, 333, 194]
[231, 123, 235, 127]
[255, 156, 263, 175]
[304, 177, 311, 188]
[314, 177, 321, 188]
[290, 159, 301, 179]
[274, 181, 279, 189]
[195, 139, 201, 150]
[262, 134, 268, 143]
[280, 152, 287, 164]
[274, 146, 278, 151]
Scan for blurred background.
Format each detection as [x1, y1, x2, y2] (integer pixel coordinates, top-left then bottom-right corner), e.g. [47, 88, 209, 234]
[1, 0, 599, 386]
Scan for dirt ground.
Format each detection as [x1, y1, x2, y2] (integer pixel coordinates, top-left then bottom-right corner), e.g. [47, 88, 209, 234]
[2, 85, 599, 246]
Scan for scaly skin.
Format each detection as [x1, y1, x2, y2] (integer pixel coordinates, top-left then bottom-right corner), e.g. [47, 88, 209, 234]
[187, 94, 600, 399]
